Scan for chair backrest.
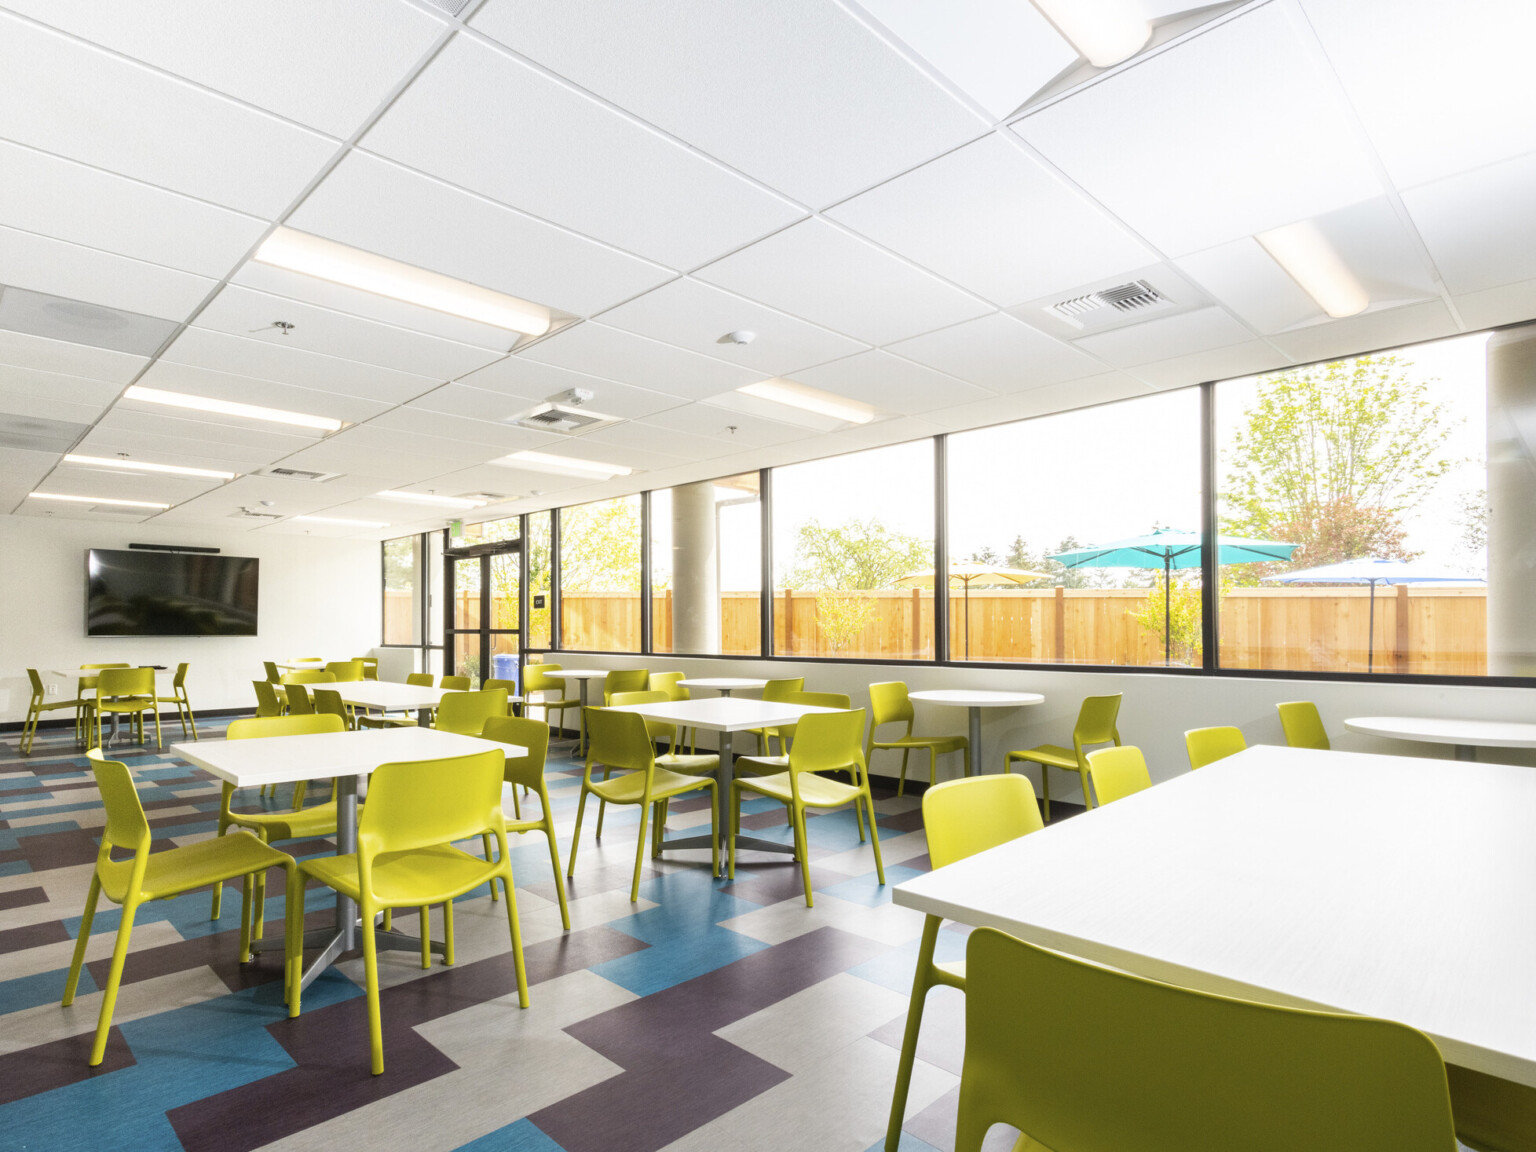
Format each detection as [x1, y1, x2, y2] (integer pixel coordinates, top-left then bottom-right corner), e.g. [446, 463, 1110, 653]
[584, 706, 655, 775]
[785, 709, 867, 783]
[27, 668, 45, 697]
[923, 775, 1044, 870]
[868, 681, 915, 728]
[82, 663, 129, 669]
[1277, 701, 1330, 750]
[252, 680, 282, 717]
[959, 927, 1457, 1152]
[406, 672, 435, 687]
[228, 713, 346, 740]
[325, 659, 364, 682]
[1087, 745, 1152, 806]
[434, 688, 509, 736]
[608, 689, 676, 742]
[80, 663, 129, 692]
[1072, 693, 1122, 749]
[1185, 726, 1246, 769]
[99, 667, 153, 697]
[761, 677, 805, 702]
[358, 657, 379, 680]
[359, 750, 506, 858]
[263, 661, 282, 684]
[603, 668, 650, 703]
[481, 715, 550, 792]
[441, 675, 472, 691]
[791, 690, 852, 710]
[86, 748, 150, 854]
[284, 684, 314, 715]
[482, 678, 517, 700]
[523, 663, 561, 693]
[649, 671, 690, 701]
[291, 657, 322, 663]
[173, 662, 190, 689]
[312, 688, 350, 724]
[284, 670, 337, 684]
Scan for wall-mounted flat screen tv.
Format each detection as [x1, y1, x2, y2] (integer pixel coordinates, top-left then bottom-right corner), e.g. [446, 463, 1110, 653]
[86, 549, 259, 636]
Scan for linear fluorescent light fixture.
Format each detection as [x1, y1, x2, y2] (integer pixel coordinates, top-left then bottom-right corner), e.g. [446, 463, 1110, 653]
[498, 450, 633, 479]
[736, 378, 876, 425]
[1031, 0, 1151, 68]
[28, 492, 170, 509]
[123, 385, 343, 432]
[375, 491, 487, 509]
[1255, 220, 1370, 319]
[64, 453, 236, 480]
[255, 227, 553, 336]
[292, 515, 391, 527]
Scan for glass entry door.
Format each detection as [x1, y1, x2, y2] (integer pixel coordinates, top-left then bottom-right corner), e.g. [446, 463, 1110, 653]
[445, 541, 520, 689]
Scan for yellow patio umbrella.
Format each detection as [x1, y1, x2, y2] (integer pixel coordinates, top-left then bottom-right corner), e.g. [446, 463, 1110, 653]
[897, 563, 1052, 660]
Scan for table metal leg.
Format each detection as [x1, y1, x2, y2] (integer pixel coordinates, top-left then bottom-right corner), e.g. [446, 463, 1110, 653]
[1455, 744, 1477, 762]
[969, 707, 983, 776]
[336, 774, 359, 952]
[577, 679, 591, 757]
[417, 706, 432, 727]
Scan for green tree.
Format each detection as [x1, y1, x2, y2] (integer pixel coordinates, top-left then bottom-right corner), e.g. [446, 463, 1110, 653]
[559, 498, 643, 592]
[967, 534, 1116, 588]
[784, 518, 930, 591]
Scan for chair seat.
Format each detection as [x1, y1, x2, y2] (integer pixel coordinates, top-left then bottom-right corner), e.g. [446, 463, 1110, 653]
[302, 842, 498, 906]
[591, 766, 712, 804]
[101, 830, 289, 903]
[656, 752, 720, 772]
[358, 715, 417, 729]
[874, 733, 968, 753]
[936, 958, 966, 985]
[154, 694, 187, 704]
[97, 696, 156, 713]
[230, 799, 347, 842]
[33, 697, 83, 712]
[1006, 743, 1081, 770]
[734, 753, 788, 776]
[735, 770, 863, 809]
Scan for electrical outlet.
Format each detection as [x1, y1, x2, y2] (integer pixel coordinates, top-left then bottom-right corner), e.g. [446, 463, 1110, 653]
[45, 682, 58, 697]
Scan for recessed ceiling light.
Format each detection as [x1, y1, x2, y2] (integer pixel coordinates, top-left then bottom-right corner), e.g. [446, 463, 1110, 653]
[375, 490, 487, 509]
[63, 453, 236, 480]
[496, 450, 634, 479]
[292, 515, 391, 527]
[736, 378, 876, 425]
[1031, 0, 1151, 68]
[254, 227, 553, 336]
[1255, 220, 1370, 319]
[28, 492, 171, 509]
[123, 386, 343, 432]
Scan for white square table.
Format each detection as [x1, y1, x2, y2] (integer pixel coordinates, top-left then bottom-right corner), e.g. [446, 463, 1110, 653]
[605, 696, 842, 873]
[276, 660, 329, 673]
[175, 727, 519, 990]
[906, 689, 1043, 776]
[316, 680, 483, 727]
[894, 744, 1536, 1087]
[677, 677, 768, 697]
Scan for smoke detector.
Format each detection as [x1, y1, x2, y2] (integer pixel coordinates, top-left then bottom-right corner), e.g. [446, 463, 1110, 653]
[717, 330, 757, 345]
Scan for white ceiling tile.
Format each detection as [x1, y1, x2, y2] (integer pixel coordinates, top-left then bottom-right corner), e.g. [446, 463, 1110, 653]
[0, 363, 125, 407]
[1014, 3, 1382, 255]
[527, 439, 689, 473]
[1126, 339, 1289, 390]
[572, 419, 735, 463]
[828, 133, 1155, 306]
[271, 438, 462, 486]
[886, 312, 1099, 392]
[637, 403, 813, 448]
[0, 225, 214, 320]
[1454, 279, 1536, 333]
[135, 360, 393, 426]
[694, 218, 992, 345]
[287, 152, 674, 317]
[1299, 0, 1536, 190]
[0, 140, 267, 277]
[14, 501, 154, 523]
[0, 445, 57, 480]
[160, 327, 441, 404]
[404, 463, 596, 501]
[7, 0, 447, 138]
[163, 473, 405, 521]
[193, 285, 503, 380]
[815, 414, 946, 451]
[39, 462, 222, 504]
[454, 359, 688, 420]
[0, 328, 146, 382]
[365, 407, 566, 452]
[274, 424, 504, 475]
[595, 278, 867, 376]
[700, 387, 846, 433]
[470, 0, 987, 208]
[924, 372, 1156, 431]
[404, 383, 532, 423]
[97, 405, 318, 455]
[69, 427, 280, 472]
[0, 385, 105, 425]
[1404, 152, 1536, 297]
[1175, 237, 1326, 335]
[1072, 306, 1252, 368]
[1266, 300, 1458, 365]
[517, 322, 763, 400]
[363, 35, 804, 269]
[788, 349, 992, 414]
[0, 14, 338, 216]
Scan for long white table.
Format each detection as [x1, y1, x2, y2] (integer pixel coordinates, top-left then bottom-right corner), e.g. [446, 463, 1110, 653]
[1345, 715, 1536, 762]
[319, 680, 482, 727]
[606, 696, 842, 872]
[893, 744, 1536, 1087]
[175, 727, 518, 989]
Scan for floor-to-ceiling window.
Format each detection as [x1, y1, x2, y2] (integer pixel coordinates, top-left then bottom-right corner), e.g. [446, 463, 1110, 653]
[651, 472, 762, 655]
[559, 495, 642, 652]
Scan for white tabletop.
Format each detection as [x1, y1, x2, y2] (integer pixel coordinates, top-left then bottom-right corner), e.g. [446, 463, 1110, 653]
[908, 689, 1044, 708]
[174, 727, 514, 788]
[893, 744, 1536, 1086]
[607, 696, 842, 733]
[677, 677, 769, 691]
[1345, 715, 1536, 749]
[314, 681, 472, 710]
[539, 669, 610, 680]
[276, 660, 329, 671]
[51, 667, 168, 678]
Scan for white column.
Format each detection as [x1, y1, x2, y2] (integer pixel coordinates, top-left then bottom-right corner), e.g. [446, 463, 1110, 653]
[1487, 324, 1536, 676]
[672, 481, 720, 654]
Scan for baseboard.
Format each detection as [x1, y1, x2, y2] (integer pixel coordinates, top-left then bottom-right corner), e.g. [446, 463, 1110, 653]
[1, 706, 249, 735]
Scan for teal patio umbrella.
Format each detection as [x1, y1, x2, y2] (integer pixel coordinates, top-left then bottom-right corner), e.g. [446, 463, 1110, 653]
[1050, 528, 1297, 665]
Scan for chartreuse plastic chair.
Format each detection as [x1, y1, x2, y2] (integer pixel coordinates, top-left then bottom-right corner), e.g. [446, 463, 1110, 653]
[482, 679, 519, 716]
[867, 681, 970, 796]
[649, 672, 695, 752]
[407, 672, 435, 687]
[954, 927, 1457, 1152]
[568, 707, 718, 902]
[311, 687, 354, 731]
[603, 690, 720, 847]
[1445, 1064, 1536, 1152]
[67, 749, 297, 1066]
[1278, 701, 1330, 750]
[209, 714, 349, 925]
[735, 691, 857, 843]
[284, 683, 315, 716]
[252, 679, 283, 718]
[154, 662, 198, 740]
[730, 708, 883, 907]
[325, 659, 364, 682]
[602, 668, 650, 704]
[1086, 745, 1153, 806]
[747, 676, 806, 754]
[434, 688, 509, 736]
[1185, 725, 1246, 769]
[358, 656, 379, 680]
[288, 749, 528, 1074]
[357, 671, 437, 729]
[94, 667, 163, 750]
[78, 663, 129, 743]
[441, 674, 472, 691]
[1005, 693, 1121, 821]
[21, 669, 85, 754]
[884, 774, 1043, 1151]
[523, 663, 578, 735]
[479, 716, 570, 931]
[263, 661, 282, 685]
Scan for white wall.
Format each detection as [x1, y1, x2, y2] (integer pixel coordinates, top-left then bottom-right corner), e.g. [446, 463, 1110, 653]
[542, 651, 1536, 800]
[0, 515, 381, 725]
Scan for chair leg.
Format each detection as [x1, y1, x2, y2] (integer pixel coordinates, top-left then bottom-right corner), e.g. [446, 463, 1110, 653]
[928, 747, 939, 789]
[174, 700, 189, 740]
[419, 906, 432, 969]
[630, 800, 650, 902]
[885, 916, 942, 1152]
[964, 739, 973, 777]
[896, 748, 913, 796]
[482, 832, 499, 902]
[853, 782, 867, 842]
[90, 896, 140, 1066]
[360, 901, 385, 1075]
[1042, 763, 1052, 823]
[728, 784, 741, 880]
[793, 804, 814, 908]
[865, 790, 886, 884]
[150, 706, 162, 750]
[239, 872, 255, 963]
[541, 815, 572, 932]
[496, 844, 530, 1009]
[253, 866, 267, 942]
[285, 865, 304, 1017]
[185, 695, 199, 740]
[708, 782, 719, 879]
[567, 789, 590, 878]
[62, 875, 101, 1006]
[1078, 766, 1094, 809]
[442, 899, 455, 966]
[210, 809, 232, 920]
[20, 705, 37, 754]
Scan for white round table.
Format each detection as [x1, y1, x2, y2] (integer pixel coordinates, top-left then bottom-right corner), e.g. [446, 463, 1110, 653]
[1344, 716, 1536, 762]
[677, 677, 768, 697]
[908, 689, 1045, 776]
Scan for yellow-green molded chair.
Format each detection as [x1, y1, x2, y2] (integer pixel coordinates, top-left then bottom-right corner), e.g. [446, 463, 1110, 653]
[738, 690, 853, 773]
[209, 713, 349, 925]
[1445, 1064, 1536, 1152]
[283, 683, 315, 716]
[649, 672, 694, 752]
[730, 708, 883, 907]
[568, 707, 718, 902]
[325, 659, 364, 682]
[93, 667, 163, 750]
[603, 690, 720, 846]
[356, 671, 437, 729]
[479, 715, 571, 932]
[1086, 745, 1152, 806]
[1185, 725, 1246, 769]
[867, 681, 970, 796]
[1278, 701, 1330, 750]
[523, 663, 578, 735]
[359, 656, 379, 680]
[67, 749, 296, 1066]
[441, 674, 472, 691]
[287, 748, 528, 1075]
[482, 678, 519, 717]
[311, 688, 353, 730]
[602, 668, 650, 703]
[884, 774, 1043, 1151]
[77, 663, 128, 745]
[263, 661, 282, 684]
[21, 669, 85, 754]
[1005, 693, 1121, 821]
[747, 676, 806, 755]
[252, 679, 283, 718]
[407, 672, 435, 687]
[954, 926, 1457, 1152]
[154, 662, 198, 740]
[434, 688, 509, 736]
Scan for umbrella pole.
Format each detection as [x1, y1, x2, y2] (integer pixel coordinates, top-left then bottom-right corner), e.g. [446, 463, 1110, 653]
[1164, 556, 1172, 666]
[1367, 580, 1377, 673]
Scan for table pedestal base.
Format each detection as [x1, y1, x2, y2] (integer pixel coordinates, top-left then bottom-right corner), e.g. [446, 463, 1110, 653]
[653, 727, 798, 876]
[255, 921, 448, 991]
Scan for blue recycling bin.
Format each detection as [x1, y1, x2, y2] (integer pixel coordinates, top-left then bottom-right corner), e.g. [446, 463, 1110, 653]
[490, 654, 520, 693]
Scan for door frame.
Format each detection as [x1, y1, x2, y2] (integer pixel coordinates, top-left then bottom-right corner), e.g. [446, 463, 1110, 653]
[444, 538, 522, 687]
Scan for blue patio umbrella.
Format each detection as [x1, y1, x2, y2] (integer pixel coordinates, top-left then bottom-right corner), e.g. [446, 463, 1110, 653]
[1050, 528, 1297, 665]
[1262, 558, 1485, 672]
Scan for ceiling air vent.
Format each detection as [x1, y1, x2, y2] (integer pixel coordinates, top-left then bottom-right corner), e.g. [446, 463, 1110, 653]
[1045, 279, 1169, 328]
[507, 402, 619, 435]
[229, 508, 282, 521]
[255, 466, 342, 483]
[423, 0, 471, 14]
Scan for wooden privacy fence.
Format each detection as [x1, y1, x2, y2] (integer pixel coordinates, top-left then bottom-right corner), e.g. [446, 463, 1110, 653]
[390, 587, 1487, 674]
